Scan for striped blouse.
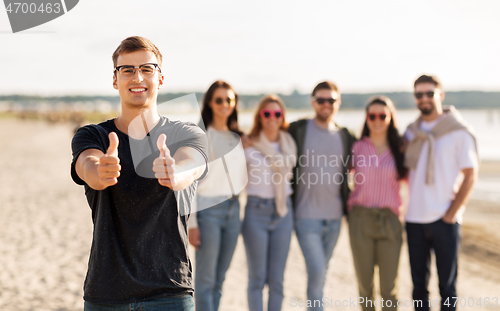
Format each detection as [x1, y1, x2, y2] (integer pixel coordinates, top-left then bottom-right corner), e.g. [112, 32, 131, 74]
[347, 137, 402, 216]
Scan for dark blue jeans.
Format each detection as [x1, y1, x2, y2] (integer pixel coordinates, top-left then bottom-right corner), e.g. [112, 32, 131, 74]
[84, 294, 194, 311]
[406, 219, 461, 311]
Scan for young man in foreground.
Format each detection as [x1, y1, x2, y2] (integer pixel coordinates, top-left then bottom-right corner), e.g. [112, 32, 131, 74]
[71, 36, 208, 311]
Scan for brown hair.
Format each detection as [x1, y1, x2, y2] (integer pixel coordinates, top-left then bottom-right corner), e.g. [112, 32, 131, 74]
[200, 80, 242, 136]
[112, 36, 163, 68]
[249, 94, 288, 138]
[414, 74, 442, 89]
[361, 96, 407, 180]
[311, 81, 339, 97]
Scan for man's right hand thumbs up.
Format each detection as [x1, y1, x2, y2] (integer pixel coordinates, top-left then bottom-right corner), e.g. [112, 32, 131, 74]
[98, 132, 121, 188]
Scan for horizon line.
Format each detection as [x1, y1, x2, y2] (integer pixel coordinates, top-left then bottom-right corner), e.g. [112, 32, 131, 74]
[2, 89, 500, 98]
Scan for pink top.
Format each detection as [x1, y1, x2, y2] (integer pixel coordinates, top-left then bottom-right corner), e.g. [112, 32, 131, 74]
[347, 137, 402, 216]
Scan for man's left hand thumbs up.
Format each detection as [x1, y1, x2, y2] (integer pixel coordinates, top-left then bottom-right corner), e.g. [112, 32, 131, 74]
[153, 134, 177, 189]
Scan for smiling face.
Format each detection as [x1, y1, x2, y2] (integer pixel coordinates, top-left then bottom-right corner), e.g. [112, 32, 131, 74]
[209, 87, 236, 121]
[366, 103, 392, 136]
[113, 50, 164, 111]
[311, 89, 340, 122]
[260, 101, 283, 133]
[414, 82, 443, 117]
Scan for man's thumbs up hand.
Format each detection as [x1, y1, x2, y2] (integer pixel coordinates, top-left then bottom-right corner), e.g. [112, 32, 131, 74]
[106, 131, 119, 157]
[98, 132, 121, 188]
[156, 133, 171, 159]
[153, 134, 178, 190]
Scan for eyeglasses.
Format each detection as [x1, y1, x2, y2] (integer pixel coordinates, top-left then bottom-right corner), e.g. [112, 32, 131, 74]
[114, 63, 161, 77]
[414, 91, 435, 99]
[314, 97, 337, 105]
[367, 113, 387, 121]
[260, 109, 283, 119]
[214, 97, 235, 105]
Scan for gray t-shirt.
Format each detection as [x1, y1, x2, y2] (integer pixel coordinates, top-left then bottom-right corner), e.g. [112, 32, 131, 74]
[295, 119, 344, 220]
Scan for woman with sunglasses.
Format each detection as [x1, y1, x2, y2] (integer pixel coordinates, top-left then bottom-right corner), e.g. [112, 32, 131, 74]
[242, 95, 297, 311]
[188, 80, 245, 311]
[347, 96, 407, 311]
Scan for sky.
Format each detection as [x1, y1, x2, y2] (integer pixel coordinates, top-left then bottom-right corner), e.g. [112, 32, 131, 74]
[0, 0, 499, 96]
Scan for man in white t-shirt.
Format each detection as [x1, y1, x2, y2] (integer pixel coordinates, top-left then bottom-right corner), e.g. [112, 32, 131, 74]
[404, 75, 478, 311]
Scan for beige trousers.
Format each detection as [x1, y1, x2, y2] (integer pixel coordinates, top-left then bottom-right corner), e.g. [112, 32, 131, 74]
[348, 206, 403, 311]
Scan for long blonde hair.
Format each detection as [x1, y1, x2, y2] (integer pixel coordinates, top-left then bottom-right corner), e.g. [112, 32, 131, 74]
[249, 94, 288, 139]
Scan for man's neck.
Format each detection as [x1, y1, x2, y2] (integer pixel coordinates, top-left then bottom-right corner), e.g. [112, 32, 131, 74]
[313, 115, 335, 129]
[421, 108, 444, 122]
[115, 104, 160, 138]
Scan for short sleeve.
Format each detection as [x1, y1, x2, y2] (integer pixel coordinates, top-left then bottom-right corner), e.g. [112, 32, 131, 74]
[70, 125, 108, 185]
[171, 122, 209, 180]
[456, 130, 478, 170]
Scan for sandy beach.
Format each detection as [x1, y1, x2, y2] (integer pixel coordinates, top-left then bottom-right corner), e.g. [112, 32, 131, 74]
[0, 118, 499, 311]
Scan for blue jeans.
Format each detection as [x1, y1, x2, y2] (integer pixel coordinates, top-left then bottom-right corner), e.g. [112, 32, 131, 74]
[406, 219, 461, 311]
[294, 218, 342, 311]
[84, 295, 194, 311]
[194, 196, 241, 311]
[242, 196, 293, 311]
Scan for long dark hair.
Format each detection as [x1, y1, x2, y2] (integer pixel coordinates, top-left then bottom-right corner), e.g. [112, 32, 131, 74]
[200, 80, 242, 136]
[361, 96, 407, 180]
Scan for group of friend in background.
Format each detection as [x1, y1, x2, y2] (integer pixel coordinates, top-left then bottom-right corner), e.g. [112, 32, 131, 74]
[189, 76, 478, 311]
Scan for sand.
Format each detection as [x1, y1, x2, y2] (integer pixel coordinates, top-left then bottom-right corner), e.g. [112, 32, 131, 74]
[0, 118, 499, 311]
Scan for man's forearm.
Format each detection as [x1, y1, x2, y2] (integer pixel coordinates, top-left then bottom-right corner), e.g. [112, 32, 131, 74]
[445, 169, 477, 220]
[169, 146, 206, 190]
[81, 156, 107, 190]
[172, 159, 206, 190]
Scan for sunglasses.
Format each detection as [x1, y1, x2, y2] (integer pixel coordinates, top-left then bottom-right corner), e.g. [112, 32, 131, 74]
[260, 109, 283, 119]
[214, 97, 235, 105]
[414, 91, 435, 99]
[314, 97, 337, 105]
[367, 113, 387, 121]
